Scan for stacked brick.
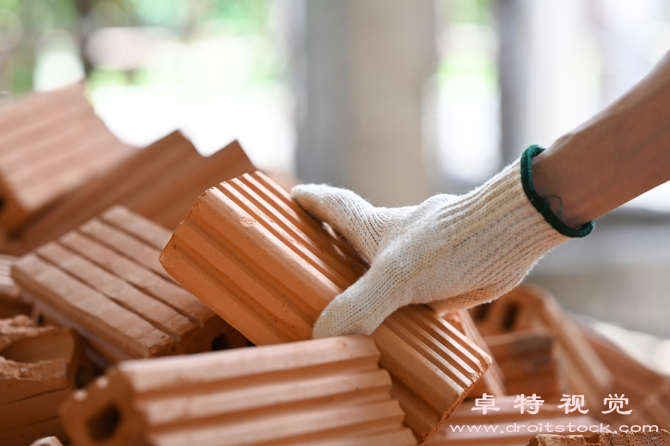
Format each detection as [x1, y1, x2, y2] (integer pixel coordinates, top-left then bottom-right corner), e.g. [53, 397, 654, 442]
[12, 206, 243, 369]
[159, 171, 493, 442]
[1, 83, 664, 446]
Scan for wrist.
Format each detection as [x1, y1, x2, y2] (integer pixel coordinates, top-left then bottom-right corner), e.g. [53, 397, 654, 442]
[522, 145, 594, 237]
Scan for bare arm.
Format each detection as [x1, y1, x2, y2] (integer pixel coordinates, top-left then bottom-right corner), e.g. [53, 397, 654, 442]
[533, 51, 670, 228]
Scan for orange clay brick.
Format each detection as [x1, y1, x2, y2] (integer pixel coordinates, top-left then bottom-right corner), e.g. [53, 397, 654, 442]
[12, 206, 246, 369]
[18, 131, 255, 251]
[470, 285, 612, 408]
[159, 171, 492, 443]
[61, 335, 417, 446]
[0, 83, 135, 235]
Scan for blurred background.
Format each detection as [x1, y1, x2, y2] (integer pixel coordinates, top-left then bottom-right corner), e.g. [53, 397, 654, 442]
[3, 0, 670, 373]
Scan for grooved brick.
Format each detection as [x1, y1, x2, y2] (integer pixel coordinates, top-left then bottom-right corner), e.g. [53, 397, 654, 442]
[61, 335, 417, 446]
[0, 83, 135, 235]
[18, 131, 255, 251]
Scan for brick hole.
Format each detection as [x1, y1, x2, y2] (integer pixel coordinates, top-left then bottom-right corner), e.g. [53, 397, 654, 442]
[471, 303, 491, 321]
[211, 334, 230, 351]
[75, 365, 87, 389]
[86, 404, 121, 442]
[502, 303, 519, 331]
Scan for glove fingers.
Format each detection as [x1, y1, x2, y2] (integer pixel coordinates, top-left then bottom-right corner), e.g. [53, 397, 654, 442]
[291, 184, 378, 259]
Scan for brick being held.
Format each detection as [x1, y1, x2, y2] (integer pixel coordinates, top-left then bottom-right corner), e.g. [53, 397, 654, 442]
[0, 83, 136, 237]
[0, 315, 93, 446]
[12, 206, 246, 369]
[18, 131, 256, 252]
[159, 171, 492, 443]
[61, 334, 417, 446]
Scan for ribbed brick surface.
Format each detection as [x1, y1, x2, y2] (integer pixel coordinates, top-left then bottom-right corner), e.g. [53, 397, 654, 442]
[446, 310, 507, 398]
[12, 206, 242, 366]
[61, 335, 417, 446]
[0, 83, 135, 235]
[159, 171, 492, 443]
[19, 131, 255, 250]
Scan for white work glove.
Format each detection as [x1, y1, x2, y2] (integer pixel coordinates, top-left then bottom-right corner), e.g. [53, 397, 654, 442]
[292, 145, 594, 338]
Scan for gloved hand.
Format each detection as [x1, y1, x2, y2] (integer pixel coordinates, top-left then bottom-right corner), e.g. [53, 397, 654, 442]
[292, 145, 594, 338]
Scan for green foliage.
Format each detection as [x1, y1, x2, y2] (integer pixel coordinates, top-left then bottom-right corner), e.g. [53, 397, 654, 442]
[211, 0, 268, 34]
[3, 0, 276, 95]
[443, 0, 493, 24]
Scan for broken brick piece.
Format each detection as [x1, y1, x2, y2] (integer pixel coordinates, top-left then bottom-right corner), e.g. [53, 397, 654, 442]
[0, 83, 136, 235]
[159, 171, 492, 443]
[18, 131, 255, 251]
[61, 335, 417, 446]
[12, 206, 244, 367]
[526, 430, 670, 446]
[0, 315, 93, 446]
[470, 285, 612, 407]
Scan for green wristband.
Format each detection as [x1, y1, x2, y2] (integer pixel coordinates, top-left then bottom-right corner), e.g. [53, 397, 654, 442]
[520, 145, 594, 238]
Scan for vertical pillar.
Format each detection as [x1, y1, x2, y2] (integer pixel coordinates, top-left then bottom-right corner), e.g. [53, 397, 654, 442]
[293, 0, 435, 206]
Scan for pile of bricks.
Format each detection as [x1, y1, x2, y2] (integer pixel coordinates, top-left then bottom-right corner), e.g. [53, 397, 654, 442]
[1, 84, 668, 446]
